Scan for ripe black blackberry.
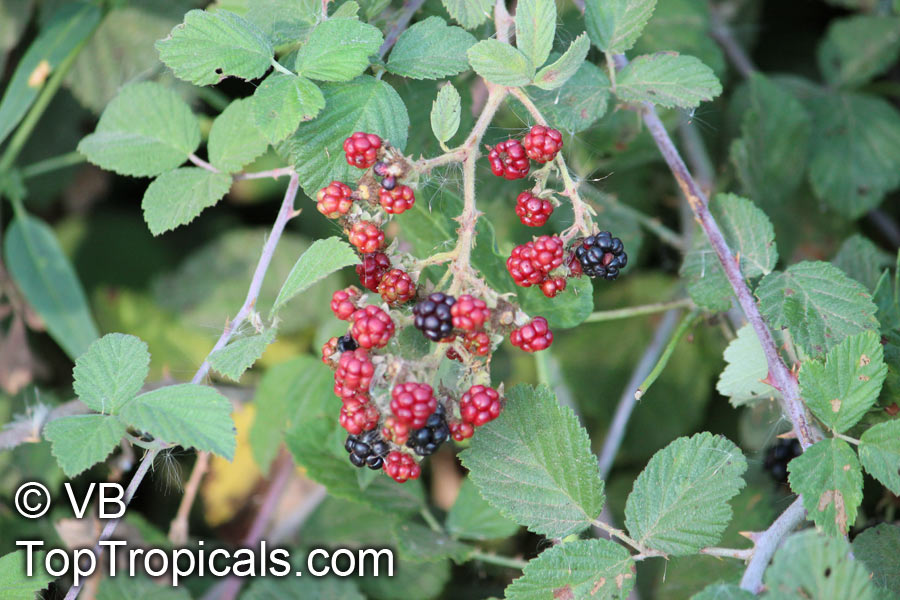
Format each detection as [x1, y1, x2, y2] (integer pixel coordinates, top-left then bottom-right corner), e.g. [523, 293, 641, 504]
[345, 429, 390, 470]
[336, 333, 358, 352]
[406, 404, 450, 456]
[413, 293, 456, 341]
[574, 232, 627, 280]
[763, 438, 802, 483]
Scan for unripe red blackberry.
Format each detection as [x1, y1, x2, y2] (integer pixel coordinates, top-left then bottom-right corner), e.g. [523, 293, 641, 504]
[412, 292, 456, 341]
[343, 132, 382, 169]
[540, 277, 566, 298]
[348, 221, 384, 254]
[574, 231, 628, 280]
[381, 415, 411, 445]
[515, 191, 553, 227]
[523, 125, 563, 163]
[377, 268, 416, 305]
[321, 337, 339, 363]
[350, 305, 394, 349]
[335, 349, 374, 395]
[331, 286, 362, 320]
[488, 139, 530, 180]
[379, 185, 415, 215]
[390, 382, 437, 429]
[460, 385, 502, 427]
[340, 401, 380, 436]
[463, 330, 491, 356]
[449, 420, 475, 441]
[506, 235, 564, 287]
[451, 295, 490, 332]
[510, 316, 553, 352]
[383, 451, 421, 483]
[356, 252, 391, 292]
[316, 181, 353, 218]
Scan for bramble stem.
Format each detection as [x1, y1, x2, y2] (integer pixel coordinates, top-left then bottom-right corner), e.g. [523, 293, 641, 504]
[634, 310, 701, 400]
[700, 546, 754, 560]
[470, 551, 529, 570]
[235, 166, 295, 180]
[593, 518, 664, 558]
[585, 299, 693, 323]
[378, 0, 427, 59]
[739, 497, 806, 592]
[188, 153, 220, 172]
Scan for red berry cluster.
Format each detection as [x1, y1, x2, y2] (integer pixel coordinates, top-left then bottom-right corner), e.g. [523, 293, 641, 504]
[507, 234, 565, 292]
[451, 385, 503, 441]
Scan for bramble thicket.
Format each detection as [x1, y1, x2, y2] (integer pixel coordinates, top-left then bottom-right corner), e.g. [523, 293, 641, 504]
[1, 0, 900, 599]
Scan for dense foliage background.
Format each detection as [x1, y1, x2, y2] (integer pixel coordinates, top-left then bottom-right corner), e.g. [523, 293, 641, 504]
[1, 0, 899, 599]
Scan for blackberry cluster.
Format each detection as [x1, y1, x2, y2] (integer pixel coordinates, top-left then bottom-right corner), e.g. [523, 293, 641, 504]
[413, 293, 456, 341]
[345, 429, 390, 470]
[764, 438, 802, 483]
[406, 405, 450, 456]
[574, 232, 628, 280]
[336, 334, 358, 352]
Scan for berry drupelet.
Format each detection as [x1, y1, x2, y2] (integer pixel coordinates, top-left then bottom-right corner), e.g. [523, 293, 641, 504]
[379, 185, 415, 215]
[356, 252, 391, 292]
[378, 268, 416, 305]
[348, 221, 385, 254]
[574, 232, 628, 280]
[488, 139, 530, 180]
[510, 316, 553, 352]
[523, 125, 563, 163]
[345, 429, 390, 470]
[413, 292, 456, 341]
[344, 132, 382, 169]
[406, 404, 450, 456]
[764, 438, 802, 483]
[316, 181, 353, 218]
[515, 191, 554, 227]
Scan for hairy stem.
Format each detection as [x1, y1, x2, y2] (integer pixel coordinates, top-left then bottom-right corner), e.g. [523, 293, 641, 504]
[65, 175, 301, 599]
[585, 298, 693, 323]
[739, 497, 806, 592]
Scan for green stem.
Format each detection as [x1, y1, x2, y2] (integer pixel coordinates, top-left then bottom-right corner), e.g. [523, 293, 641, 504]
[0, 22, 97, 174]
[20, 151, 85, 179]
[420, 506, 443, 533]
[634, 310, 701, 400]
[535, 351, 551, 386]
[470, 551, 528, 570]
[585, 299, 693, 323]
[270, 58, 294, 76]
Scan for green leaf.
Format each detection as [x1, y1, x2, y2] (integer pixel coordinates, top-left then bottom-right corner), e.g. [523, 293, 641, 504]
[251, 73, 325, 144]
[243, 0, 319, 48]
[245, 577, 365, 600]
[585, 0, 657, 54]
[119, 384, 236, 460]
[278, 76, 409, 196]
[4, 214, 99, 361]
[208, 98, 270, 172]
[359, 555, 450, 600]
[294, 18, 382, 82]
[730, 73, 811, 205]
[518, 276, 594, 329]
[430, 83, 461, 145]
[467, 40, 535, 87]
[799, 331, 887, 433]
[513, 56, 610, 131]
[616, 52, 722, 109]
[386, 16, 476, 80]
[756, 261, 879, 357]
[96, 573, 192, 600]
[765, 530, 876, 599]
[807, 92, 900, 219]
[858, 420, 900, 495]
[505, 539, 635, 600]
[832, 235, 893, 292]
[716, 324, 780, 407]
[853, 524, 900, 597]
[156, 9, 273, 86]
[818, 16, 900, 89]
[0, 551, 53, 600]
[680, 193, 777, 312]
[272, 237, 358, 314]
[141, 168, 232, 236]
[43, 414, 127, 477]
[788, 438, 863, 536]
[625, 432, 746, 555]
[392, 522, 474, 563]
[691, 584, 754, 600]
[77, 82, 201, 177]
[0, 2, 101, 146]
[459, 384, 605, 539]
[533, 33, 590, 90]
[445, 478, 520, 540]
[631, 0, 725, 76]
[72, 333, 149, 414]
[441, 0, 493, 29]
[285, 417, 425, 514]
[515, 0, 556, 69]
[208, 328, 276, 382]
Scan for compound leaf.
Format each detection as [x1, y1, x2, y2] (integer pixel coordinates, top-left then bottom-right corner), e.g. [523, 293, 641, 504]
[43, 414, 127, 477]
[616, 52, 722, 109]
[73, 333, 149, 414]
[533, 33, 590, 90]
[515, 0, 556, 69]
[585, 0, 657, 54]
[251, 73, 325, 144]
[386, 16, 476, 80]
[467, 39, 534, 87]
[272, 237, 359, 314]
[294, 18, 382, 82]
[788, 438, 863, 537]
[441, 0, 493, 29]
[141, 168, 233, 236]
[459, 384, 605, 539]
[624, 432, 747, 555]
[208, 328, 277, 382]
[208, 98, 270, 172]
